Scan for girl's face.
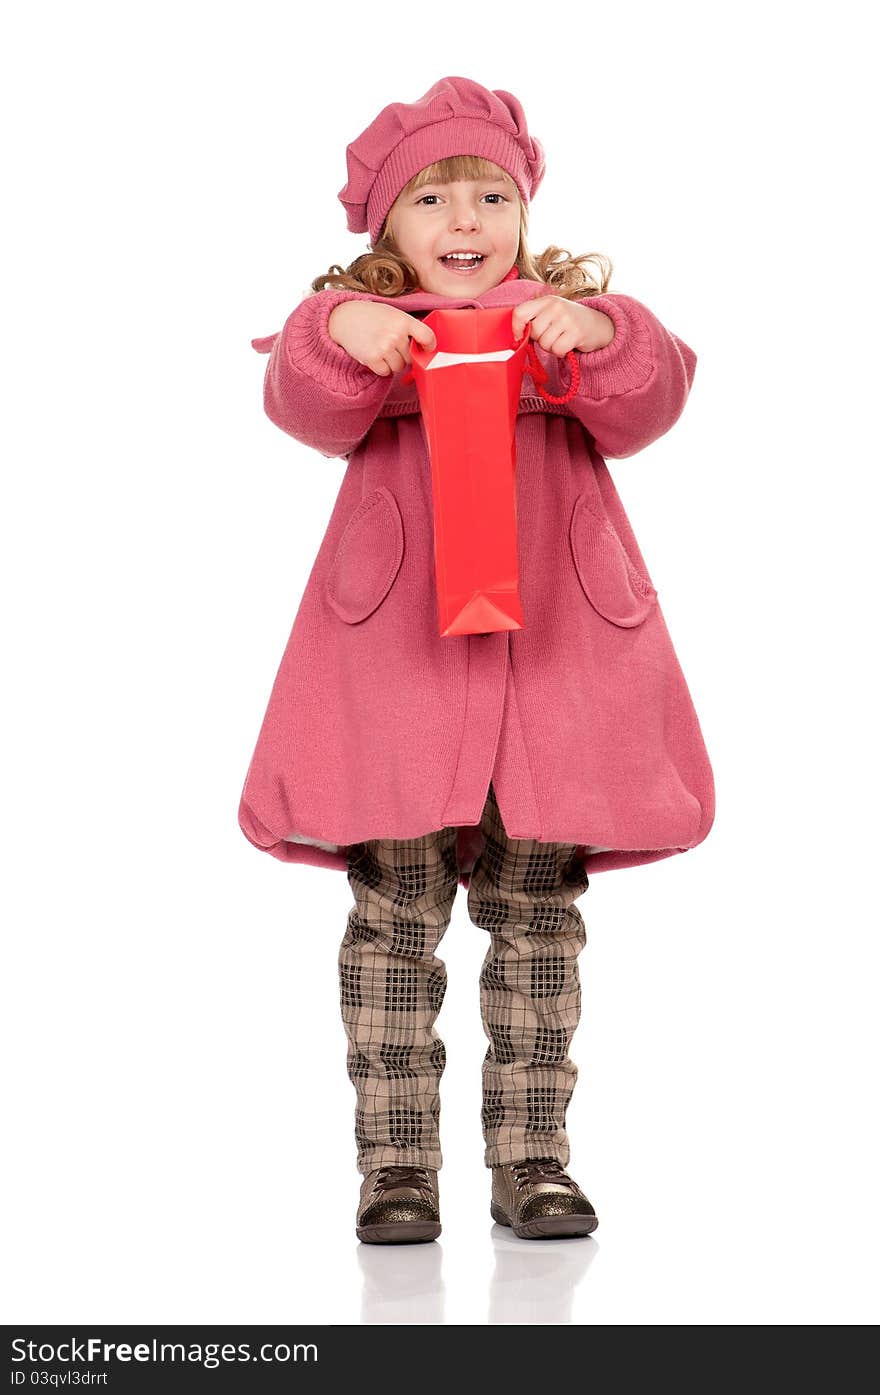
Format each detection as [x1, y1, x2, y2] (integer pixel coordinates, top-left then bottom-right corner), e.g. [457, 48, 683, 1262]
[386, 167, 521, 296]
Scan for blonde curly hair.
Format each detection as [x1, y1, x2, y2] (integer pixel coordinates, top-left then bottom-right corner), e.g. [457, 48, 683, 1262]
[308, 154, 612, 302]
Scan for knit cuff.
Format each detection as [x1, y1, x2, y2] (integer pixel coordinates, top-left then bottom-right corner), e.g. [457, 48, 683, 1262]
[574, 293, 655, 399]
[282, 288, 382, 396]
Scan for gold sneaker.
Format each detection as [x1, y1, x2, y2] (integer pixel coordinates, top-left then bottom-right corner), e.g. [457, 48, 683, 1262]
[491, 1157, 598, 1239]
[356, 1164, 441, 1244]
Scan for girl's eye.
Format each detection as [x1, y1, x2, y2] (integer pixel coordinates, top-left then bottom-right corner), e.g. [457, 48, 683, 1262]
[416, 193, 507, 206]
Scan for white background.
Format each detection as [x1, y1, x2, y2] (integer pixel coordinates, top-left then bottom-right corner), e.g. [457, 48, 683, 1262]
[3, 0, 878, 1326]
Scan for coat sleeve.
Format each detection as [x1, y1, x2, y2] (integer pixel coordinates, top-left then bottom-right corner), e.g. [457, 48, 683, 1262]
[252, 288, 397, 460]
[555, 292, 697, 459]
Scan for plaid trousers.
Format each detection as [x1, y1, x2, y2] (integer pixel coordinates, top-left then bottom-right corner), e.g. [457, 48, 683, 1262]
[339, 781, 591, 1174]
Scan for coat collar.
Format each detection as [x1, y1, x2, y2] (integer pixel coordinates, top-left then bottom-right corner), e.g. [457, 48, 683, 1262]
[251, 269, 549, 356]
[364, 266, 550, 315]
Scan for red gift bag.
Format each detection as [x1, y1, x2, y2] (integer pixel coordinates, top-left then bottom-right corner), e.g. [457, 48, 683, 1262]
[405, 307, 580, 637]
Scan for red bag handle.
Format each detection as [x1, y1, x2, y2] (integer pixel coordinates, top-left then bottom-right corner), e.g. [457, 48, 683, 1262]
[522, 340, 580, 404]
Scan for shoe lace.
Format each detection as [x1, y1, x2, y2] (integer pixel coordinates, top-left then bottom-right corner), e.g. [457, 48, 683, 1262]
[374, 1165, 432, 1194]
[511, 1157, 576, 1191]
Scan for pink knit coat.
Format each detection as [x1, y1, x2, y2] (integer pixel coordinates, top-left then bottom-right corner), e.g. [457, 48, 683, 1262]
[238, 272, 715, 887]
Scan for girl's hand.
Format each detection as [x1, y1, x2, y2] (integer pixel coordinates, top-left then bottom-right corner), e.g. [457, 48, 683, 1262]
[511, 295, 615, 356]
[328, 301, 437, 377]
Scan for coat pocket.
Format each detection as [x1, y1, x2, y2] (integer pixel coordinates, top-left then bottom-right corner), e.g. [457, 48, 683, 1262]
[325, 485, 405, 623]
[569, 493, 657, 628]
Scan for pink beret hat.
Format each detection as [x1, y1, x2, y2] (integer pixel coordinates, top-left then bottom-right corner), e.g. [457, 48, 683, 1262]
[338, 75, 546, 247]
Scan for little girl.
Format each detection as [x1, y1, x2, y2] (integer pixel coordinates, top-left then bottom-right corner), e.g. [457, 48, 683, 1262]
[238, 75, 715, 1245]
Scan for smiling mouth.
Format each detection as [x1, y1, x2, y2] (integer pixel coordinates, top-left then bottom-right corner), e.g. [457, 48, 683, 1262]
[438, 253, 487, 271]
